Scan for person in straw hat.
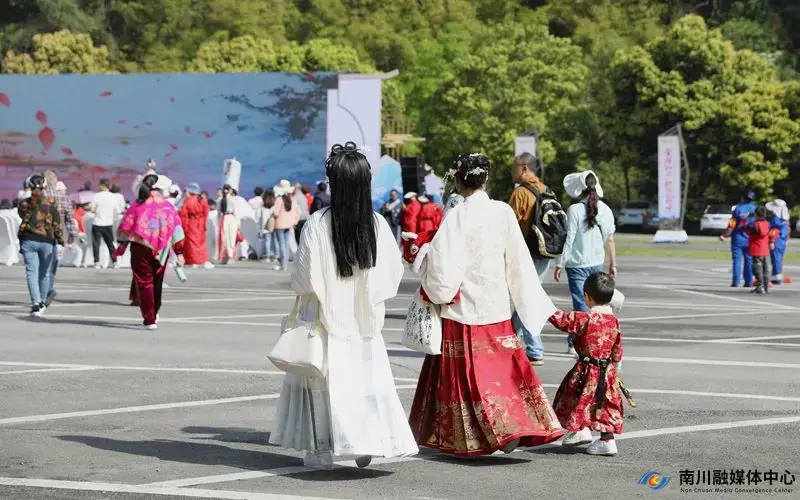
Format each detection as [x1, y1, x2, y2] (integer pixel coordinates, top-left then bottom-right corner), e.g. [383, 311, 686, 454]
[270, 179, 301, 271]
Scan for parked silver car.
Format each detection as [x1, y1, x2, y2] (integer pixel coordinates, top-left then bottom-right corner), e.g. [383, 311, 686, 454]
[700, 204, 734, 234]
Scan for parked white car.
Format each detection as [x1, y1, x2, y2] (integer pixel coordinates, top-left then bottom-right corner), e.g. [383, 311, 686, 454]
[700, 204, 734, 234]
[618, 201, 656, 229]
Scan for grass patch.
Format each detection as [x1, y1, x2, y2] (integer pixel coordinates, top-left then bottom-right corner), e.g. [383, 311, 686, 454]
[616, 245, 800, 262]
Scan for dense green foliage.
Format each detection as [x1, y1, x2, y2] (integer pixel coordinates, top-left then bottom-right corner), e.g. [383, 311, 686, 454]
[2, 0, 799, 211]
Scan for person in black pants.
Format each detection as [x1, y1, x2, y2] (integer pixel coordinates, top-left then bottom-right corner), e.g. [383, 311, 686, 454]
[92, 225, 116, 265]
[88, 179, 120, 268]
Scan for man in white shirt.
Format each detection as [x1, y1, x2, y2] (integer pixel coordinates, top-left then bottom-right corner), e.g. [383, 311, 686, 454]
[110, 184, 127, 213]
[89, 179, 120, 268]
[248, 187, 264, 212]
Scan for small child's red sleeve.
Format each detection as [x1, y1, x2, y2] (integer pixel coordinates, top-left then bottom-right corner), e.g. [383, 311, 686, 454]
[610, 323, 623, 363]
[548, 309, 590, 336]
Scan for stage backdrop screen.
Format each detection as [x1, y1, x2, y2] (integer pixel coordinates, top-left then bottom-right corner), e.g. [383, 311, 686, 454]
[0, 73, 338, 199]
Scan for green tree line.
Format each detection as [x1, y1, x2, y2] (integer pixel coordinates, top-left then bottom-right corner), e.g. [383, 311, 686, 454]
[2, 0, 799, 217]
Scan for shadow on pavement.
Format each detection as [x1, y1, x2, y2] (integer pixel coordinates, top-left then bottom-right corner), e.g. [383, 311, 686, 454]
[58, 434, 396, 480]
[58, 435, 299, 471]
[182, 426, 273, 445]
[18, 317, 139, 330]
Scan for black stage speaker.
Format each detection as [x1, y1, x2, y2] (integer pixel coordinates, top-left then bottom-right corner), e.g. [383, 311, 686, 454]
[400, 156, 425, 195]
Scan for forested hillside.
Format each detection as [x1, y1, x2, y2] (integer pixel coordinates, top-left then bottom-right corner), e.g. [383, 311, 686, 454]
[3, 0, 799, 215]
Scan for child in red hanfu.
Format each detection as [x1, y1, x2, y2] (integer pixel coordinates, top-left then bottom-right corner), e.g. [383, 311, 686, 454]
[548, 271, 624, 456]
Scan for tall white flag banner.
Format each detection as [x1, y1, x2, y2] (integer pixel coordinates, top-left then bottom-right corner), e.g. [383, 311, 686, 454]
[515, 136, 537, 158]
[223, 157, 242, 193]
[658, 135, 681, 220]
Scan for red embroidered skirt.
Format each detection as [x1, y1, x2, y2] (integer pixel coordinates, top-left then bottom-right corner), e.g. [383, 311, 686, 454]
[409, 319, 565, 457]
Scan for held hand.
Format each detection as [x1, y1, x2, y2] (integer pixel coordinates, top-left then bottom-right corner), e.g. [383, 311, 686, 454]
[770, 243, 775, 250]
[177, 254, 186, 266]
[553, 266, 562, 283]
[609, 265, 618, 278]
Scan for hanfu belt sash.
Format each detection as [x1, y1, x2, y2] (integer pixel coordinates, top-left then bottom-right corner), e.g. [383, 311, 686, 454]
[576, 357, 611, 410]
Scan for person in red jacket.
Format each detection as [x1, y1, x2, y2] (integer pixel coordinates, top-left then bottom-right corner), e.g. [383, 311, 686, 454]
[402, 194, 444, 263]
[417, 194, 442, 233]
[747, 206, 774, 295]
[401, 192, 420, 234]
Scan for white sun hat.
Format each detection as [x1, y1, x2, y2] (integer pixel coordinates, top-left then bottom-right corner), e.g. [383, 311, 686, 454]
[278, 179, 295, 194]
[766, 199, 790, 220]
[563, 170, 604, 199]
[154, 175, 172, 192]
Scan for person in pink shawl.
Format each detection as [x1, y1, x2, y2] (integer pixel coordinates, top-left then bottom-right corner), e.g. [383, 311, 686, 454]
[116, 174, 185, 330]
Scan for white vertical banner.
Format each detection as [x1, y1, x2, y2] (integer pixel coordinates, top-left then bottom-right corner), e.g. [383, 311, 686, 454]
[657, 135, 681, 220]
[514, 136, 537, 158]
[223, 157, 241, 193]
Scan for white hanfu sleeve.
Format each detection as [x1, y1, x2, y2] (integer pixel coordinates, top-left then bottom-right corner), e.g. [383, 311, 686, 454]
[504, 206, 556, 335]
[290, 216, 316, 296]
[421, 209, 465, 305]
[368, 215, 405, 305]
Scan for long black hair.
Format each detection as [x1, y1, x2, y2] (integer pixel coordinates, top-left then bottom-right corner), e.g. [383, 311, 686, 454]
[219, 184, 231, 213]
[137, 174, 159, 203]
[281, 192, 293, 211]
[325, 142, 376, 278]
[582, 173, 599, 229]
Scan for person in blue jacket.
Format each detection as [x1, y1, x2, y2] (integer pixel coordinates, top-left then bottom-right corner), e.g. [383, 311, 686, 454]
[720, 190, 757, 287]
[766, 199, 791, 284]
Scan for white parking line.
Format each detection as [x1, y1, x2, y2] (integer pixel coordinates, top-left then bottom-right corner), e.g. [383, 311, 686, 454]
[0, 367, 99, 375]
[725, 334, 800, 342]
[0, 385, 418, 426]
[0, 395, 281, 426]
[3, 362, 798, 404]
[547, 352, 800, 369]
[655, 286, 800, 311]
[0, 478, 346, 500]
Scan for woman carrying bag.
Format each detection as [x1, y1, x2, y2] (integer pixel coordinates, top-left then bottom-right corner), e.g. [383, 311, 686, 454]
[269, 143, 418, 469]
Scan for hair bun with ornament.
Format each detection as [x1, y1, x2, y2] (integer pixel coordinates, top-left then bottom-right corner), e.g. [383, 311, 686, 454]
[326, 141, 367, 171]
[446, 152, 490, 189]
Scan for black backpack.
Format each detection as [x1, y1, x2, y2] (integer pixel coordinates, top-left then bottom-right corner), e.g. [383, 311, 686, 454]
[521, 184, 567, 259]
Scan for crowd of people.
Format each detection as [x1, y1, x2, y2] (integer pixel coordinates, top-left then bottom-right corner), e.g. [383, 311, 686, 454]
[5, 161, 329, 321]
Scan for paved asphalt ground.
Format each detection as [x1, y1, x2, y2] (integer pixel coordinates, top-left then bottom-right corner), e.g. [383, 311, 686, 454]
[1, 252, 799, 500]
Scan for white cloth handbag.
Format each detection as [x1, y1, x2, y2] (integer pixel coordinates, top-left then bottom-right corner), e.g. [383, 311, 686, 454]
[268, 296, 327, 378]
[402, 288, 442, 355]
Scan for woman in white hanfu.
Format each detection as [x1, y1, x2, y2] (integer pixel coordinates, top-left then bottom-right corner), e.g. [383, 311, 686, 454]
[409, 153, 565, 457]
[269, 142, 419, 469]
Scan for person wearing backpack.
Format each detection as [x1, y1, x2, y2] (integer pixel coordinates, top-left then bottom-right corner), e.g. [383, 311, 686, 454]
[508, 152, 566, 366]
[554, 171, 618, 356]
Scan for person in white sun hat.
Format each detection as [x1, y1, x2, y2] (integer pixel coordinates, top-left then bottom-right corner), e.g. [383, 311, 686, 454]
[554, 171, 618, 356]
[765, 199, 791, 285]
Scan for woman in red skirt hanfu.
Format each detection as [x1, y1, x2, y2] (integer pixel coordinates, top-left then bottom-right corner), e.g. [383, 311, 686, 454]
[408, 153, 565, 457]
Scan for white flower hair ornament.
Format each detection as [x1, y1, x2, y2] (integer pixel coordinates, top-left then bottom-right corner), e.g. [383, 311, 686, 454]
[465, 166, 487, 177]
